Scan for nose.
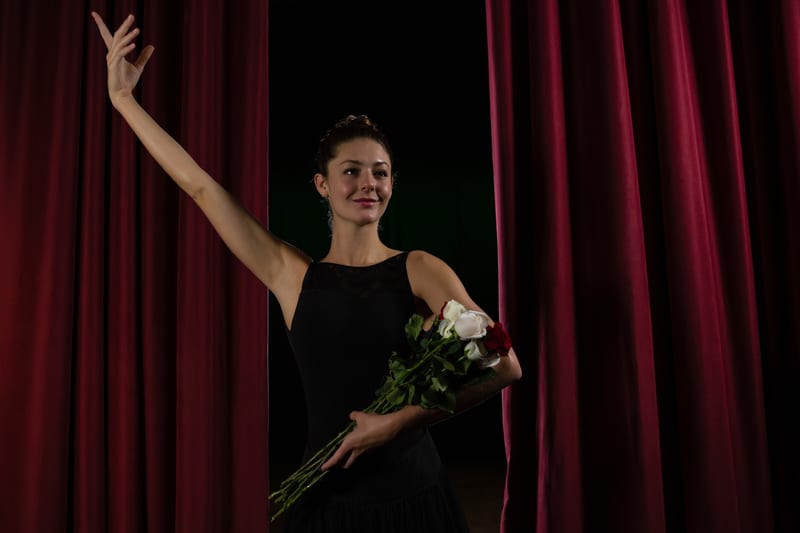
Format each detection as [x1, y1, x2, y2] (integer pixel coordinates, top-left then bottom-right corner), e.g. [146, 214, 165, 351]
[360, 171, 377, 191]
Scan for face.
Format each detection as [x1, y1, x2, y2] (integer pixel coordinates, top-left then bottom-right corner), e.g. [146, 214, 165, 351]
[314, 137, 394, 227]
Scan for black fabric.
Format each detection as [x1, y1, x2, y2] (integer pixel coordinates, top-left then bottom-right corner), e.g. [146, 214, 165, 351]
[284, 252, 470, 532]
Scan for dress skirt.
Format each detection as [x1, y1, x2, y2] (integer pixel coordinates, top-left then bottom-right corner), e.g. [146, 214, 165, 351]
[281, 429, 470, 533]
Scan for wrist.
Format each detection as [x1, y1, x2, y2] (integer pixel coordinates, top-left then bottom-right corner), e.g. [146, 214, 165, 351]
[110, 92, 136, 110]
[391, 404, 434, 433]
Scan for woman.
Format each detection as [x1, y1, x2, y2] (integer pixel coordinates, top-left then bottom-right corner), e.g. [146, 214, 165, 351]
[91, 12, 522, 531]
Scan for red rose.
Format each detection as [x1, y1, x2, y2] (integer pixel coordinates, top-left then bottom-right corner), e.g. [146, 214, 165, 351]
[483, 322, 512, 356]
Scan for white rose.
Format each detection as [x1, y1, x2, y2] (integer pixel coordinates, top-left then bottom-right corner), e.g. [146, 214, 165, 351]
[438, 300, 467, 337]
[464, 340, 488, 360]
[441, 300, 467, 322]
[453, 310, 490, 340]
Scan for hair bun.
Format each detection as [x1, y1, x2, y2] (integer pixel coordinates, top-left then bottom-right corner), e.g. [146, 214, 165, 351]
[315, 114, 394, 176]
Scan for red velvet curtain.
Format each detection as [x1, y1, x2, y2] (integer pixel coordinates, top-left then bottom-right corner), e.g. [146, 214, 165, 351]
[487, 1, 799, 532]
[0, 2, 270, 532]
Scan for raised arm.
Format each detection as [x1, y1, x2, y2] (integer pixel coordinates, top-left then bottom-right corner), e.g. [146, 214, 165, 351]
[90, 12, 309, 319]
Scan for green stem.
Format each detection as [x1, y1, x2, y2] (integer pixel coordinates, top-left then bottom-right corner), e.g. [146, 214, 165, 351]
[269, 342, 453, 522]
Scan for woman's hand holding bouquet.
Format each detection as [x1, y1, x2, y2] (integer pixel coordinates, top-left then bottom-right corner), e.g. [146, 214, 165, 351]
[268, 299, 513, 522]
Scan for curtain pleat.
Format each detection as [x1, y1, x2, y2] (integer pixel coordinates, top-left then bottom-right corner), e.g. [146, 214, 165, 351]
[487, 1, 797, 532]
[0, 2, 270, 532]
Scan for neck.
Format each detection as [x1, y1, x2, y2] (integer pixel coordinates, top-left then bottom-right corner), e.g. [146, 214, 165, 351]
[324, 223, 394, 266]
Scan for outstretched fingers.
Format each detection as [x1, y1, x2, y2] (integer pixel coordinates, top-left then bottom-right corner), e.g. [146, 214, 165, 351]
[115, 26, 140, 49]
[90, 11, 113, 49]
[92, 11, 155, 99]
[112, 14, 136, 45]
[91, 12, 137, 56]
[108, 18, 134, 59]
[109, 28, 139, 62]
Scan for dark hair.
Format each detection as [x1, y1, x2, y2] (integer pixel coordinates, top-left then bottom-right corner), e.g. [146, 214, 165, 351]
[314, 114, 395, 176]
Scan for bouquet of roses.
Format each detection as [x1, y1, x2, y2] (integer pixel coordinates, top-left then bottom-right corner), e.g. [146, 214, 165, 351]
[268, 299, 513, 522]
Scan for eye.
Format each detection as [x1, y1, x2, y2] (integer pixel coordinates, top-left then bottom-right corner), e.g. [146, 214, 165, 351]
[374, 169, 389, 178]
[344, 167, 359, 176]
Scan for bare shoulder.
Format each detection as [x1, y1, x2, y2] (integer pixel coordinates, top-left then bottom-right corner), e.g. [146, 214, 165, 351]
[406, 250, 480, 315]
[407, 249, 448, 270]
[406, 249, 458, 283]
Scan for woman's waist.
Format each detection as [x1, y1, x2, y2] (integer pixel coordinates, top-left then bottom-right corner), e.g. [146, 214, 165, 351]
[302, 428, 443, 504]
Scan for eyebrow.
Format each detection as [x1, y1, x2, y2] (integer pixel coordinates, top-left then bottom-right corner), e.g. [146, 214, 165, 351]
[338, 159, 389, 167]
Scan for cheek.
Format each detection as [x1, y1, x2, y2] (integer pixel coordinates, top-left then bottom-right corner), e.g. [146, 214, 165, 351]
[333, 181, 356, 196]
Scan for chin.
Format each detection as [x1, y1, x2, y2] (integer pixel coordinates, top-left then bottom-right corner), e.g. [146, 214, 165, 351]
[355, 209, 385, 223]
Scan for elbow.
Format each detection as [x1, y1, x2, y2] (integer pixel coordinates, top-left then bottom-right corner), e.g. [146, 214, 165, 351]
[189, 183, 205, 203]
[508, 347, 523, 382]
[171, 168, 204, 201]
[507, 360, 523, 384]
[497, 348, 522, 386]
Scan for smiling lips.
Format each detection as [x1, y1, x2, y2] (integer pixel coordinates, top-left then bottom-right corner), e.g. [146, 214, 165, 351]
[354, 198, 378, 206]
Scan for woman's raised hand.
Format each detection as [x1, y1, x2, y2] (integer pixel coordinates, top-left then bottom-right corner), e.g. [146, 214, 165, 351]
[91, 12, 154, 104]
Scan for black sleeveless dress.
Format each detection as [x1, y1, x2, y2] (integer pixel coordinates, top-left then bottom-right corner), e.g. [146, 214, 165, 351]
[283, 252, 470, 532]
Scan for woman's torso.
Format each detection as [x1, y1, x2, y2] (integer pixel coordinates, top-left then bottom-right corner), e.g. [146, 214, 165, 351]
[288, 251, 417, 452]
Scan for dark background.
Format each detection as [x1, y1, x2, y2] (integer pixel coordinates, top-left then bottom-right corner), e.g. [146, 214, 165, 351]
[266, 0, 505, 467]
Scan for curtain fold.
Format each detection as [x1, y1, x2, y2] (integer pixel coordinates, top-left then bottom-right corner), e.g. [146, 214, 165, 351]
[487, 1, 798, 532]
[0, 2, 270, 532]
